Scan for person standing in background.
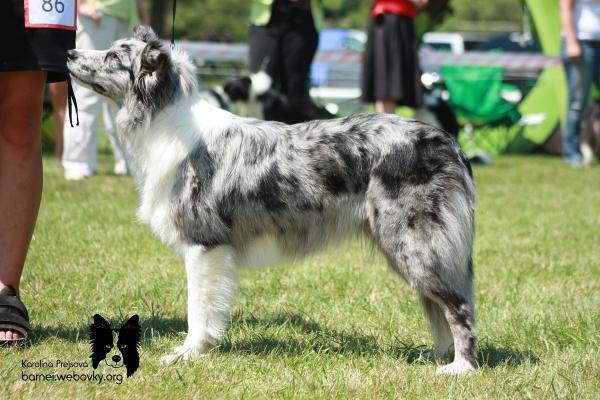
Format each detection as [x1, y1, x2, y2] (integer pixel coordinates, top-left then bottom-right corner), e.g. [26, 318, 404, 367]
[62, 0, 149, 180]
[560, 0, 600, 166]
[0, 0, 76, 343]
[249, 0, 332, 123]
[361, 0, 429, 114]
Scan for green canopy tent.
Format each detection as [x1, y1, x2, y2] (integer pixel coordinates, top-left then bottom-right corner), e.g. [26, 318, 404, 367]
[446, 0, 566, 156]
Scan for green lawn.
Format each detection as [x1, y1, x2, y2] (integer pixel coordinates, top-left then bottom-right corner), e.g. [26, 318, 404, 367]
[1, 153, 599, 399]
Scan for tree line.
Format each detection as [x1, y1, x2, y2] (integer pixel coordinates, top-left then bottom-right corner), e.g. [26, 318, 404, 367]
[145, 0, 525, 42]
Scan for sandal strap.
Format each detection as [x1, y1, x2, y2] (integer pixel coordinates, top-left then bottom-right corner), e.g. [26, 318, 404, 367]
[0, 285, 31, 332]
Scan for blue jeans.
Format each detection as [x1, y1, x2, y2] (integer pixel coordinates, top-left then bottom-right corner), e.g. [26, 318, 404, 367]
[562, 40, 600, 163]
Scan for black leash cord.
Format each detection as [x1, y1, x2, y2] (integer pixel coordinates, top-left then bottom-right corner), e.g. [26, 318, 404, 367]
[171, 0, 176, 49]
[67, 76, 79, 127]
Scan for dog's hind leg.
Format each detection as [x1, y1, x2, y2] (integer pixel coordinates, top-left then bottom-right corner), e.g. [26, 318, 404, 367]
[367, 192, 477, 374]
[419, 293, 453, 358]
[424, 283, 477, 375]
[161, 245, 237, 363]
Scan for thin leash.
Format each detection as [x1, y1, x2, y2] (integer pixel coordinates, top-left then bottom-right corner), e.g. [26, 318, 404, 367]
[171, 0, 176, 49]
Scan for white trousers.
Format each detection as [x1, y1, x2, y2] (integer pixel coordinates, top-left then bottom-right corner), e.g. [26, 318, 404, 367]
[62, 14, 129, 176]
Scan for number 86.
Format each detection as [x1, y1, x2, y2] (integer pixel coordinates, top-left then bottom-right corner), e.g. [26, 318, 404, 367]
[42, 0, 65, 13]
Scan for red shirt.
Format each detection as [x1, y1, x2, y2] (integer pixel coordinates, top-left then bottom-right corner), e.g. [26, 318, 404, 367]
[371, 0, 417, 20]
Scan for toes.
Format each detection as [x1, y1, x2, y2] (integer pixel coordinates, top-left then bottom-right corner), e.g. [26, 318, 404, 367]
[0, 330, 23, 341]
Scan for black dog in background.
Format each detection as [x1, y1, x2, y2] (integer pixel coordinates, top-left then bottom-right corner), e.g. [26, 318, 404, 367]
[89, 314, 141, 377]
[223, 74, 334, 124]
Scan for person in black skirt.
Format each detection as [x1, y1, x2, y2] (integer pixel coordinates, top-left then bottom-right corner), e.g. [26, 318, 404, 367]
[361, 0, 429, 113]
[0, 0, 76, 343]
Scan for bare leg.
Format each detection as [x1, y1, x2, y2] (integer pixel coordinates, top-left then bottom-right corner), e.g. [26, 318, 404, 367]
[0, 71, 46, 341]
[47, 82, 67, 160]
[375, 99, 396, 114]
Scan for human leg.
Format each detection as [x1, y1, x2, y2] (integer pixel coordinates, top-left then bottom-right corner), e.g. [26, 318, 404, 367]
[103, 101, 129, 175]
[61, 15, 121, 178]
[0, 71, 46, 340]
[280, 23, 318, 108]
[375, 100, 396, 114]
[563, 40, 594, 164]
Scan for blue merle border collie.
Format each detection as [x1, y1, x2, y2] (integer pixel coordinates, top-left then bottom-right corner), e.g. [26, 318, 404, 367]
[66, 26, 478, 374]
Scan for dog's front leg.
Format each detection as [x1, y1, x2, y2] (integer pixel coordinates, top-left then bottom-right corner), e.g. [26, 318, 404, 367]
[161, 245, 238, 363]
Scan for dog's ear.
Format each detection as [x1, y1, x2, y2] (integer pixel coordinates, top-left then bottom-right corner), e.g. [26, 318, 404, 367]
[133, 25, 159, 43]
[141, 41, 170, 74]
[89, 314, 113, 369]
[118, 315, 141, 377]
[135, 41, 173, 108]
[93, 314, 110, 327]
[121, 314, 140, 331]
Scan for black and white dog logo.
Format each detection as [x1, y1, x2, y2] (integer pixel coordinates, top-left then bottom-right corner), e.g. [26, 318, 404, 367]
[89, 314, 141, 377]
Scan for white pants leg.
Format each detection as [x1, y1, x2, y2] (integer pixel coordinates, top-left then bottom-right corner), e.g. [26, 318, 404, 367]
[62, 14, 129, 177]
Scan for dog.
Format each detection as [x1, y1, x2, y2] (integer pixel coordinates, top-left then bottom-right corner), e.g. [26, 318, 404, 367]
[67, 26, 478, 375]
[89, 314, 141, 377]
[223, 72, 334, 123]
[581, 100, 600, 165]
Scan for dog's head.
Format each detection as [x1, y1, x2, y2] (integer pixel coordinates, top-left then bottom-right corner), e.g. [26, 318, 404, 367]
[89, 314, 141, 377]
[67, 26, 195, 121]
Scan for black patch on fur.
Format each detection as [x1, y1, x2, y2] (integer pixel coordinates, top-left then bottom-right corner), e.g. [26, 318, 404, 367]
[172, 148, 230, 247]
[323, 171, 348, 195]
[373, 129, 455, 198]
[431, 290, 472, 332]
[249, 164, 297, 211]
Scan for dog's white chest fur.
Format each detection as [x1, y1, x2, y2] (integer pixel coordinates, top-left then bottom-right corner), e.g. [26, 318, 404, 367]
[132, 100, 234, 250]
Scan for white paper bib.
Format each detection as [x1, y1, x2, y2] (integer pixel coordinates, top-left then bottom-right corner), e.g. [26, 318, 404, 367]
[24, 0, 77, 30]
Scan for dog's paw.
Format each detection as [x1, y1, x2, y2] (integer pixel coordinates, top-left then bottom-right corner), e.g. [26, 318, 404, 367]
[436, 360, 477, 375]
[160, 353, 184, 365]
[161, 344, 210, 364]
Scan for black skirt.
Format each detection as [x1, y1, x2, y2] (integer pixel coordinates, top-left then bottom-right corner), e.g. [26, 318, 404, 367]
[361, 13, 422, 107]
[0, 0, 76, 83]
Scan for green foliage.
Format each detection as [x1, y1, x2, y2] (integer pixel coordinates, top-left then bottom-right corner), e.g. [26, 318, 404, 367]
[145, 0, 527, 41]
[438, 0, 525, 33]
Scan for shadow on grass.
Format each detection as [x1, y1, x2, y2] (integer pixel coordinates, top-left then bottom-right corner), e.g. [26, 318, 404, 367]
[218, 312, 539, 368]
[24, 312, 539, 368]
[477, 343, 540, 368]
[27, 315, 187, 345]
[219, 312, 430, 361]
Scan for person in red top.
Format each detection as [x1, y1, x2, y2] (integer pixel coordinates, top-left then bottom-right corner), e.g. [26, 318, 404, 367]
[361, 0, 429, 113]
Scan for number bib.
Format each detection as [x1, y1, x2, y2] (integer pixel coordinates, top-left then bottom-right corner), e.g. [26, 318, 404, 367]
[24, 0, 77, 30]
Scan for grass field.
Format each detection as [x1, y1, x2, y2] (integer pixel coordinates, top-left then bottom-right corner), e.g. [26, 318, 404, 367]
[1, 151, 599, 399]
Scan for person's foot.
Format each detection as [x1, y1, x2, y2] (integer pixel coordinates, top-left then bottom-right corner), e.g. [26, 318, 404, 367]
[0, 285, 30, 344]
[64, 170, 92, 180]
[0, 328, 23, 341]
[565, 156, 585, 168]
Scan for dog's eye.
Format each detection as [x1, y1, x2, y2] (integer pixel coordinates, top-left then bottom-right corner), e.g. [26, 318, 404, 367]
[105, 344, 112, 349]
[120, 344, 127, 349]
[106, 52, 119, 62]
